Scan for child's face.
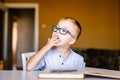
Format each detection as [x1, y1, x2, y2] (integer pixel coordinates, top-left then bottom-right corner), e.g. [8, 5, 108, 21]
[52, 19, 78, 47]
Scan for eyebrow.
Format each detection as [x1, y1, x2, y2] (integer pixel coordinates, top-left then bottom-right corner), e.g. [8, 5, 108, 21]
[57, 25, 71, 31]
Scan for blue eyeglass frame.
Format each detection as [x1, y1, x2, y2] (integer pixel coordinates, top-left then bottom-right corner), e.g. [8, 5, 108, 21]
[51, 26, 74, 39]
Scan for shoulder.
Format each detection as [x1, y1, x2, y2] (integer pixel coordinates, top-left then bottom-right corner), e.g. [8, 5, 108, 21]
[71, 49, 84, 60]
[71, 49, 86, 67]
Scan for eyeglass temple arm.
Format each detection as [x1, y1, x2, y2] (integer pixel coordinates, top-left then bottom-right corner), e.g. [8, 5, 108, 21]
[51, 27, 54, 31]
[67, 31, 74, 38]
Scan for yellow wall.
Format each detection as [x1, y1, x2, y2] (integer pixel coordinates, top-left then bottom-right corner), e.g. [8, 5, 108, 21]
[5, 0, 120, 50]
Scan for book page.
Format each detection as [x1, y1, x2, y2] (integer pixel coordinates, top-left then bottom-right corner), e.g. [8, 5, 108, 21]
[39, 69, 84, 79]
[85, 67, 120, 79]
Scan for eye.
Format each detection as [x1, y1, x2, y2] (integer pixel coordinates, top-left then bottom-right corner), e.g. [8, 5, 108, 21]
[60, 28, 68, 35]
[53, 27, 58, 32]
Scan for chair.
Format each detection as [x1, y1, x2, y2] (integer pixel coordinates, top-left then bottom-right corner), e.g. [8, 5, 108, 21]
[21, 52, 36, 70]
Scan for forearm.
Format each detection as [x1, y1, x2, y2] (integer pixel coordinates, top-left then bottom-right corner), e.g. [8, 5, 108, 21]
[26, 35, 60, 71]
[26, 44, 51, 71]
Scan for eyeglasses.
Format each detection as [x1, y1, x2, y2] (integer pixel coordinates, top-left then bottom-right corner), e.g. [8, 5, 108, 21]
[51, 26, 74, 39]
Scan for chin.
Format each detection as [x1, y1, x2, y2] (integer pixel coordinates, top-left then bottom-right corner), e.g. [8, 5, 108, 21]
[55, 43, 67, 47]
[55, 44, 66, 47]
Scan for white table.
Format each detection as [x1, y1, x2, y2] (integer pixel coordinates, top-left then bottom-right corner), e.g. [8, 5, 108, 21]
[0, 70, 118, 80]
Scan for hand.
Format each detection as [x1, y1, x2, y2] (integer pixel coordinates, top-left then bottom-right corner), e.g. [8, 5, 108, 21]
[46, 35, 60, 49]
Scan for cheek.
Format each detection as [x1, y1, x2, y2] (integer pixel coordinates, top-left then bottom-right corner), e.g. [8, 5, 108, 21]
[60, 35, 71, 43]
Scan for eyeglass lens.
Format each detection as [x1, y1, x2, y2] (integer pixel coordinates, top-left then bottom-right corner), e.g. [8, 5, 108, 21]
[52, 26, 74, 38]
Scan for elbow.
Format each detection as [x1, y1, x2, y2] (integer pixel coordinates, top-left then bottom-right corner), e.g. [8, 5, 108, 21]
[26, 63, 33, 71]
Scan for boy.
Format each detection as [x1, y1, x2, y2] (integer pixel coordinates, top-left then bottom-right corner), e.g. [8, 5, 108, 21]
[27, 17, 85, 71]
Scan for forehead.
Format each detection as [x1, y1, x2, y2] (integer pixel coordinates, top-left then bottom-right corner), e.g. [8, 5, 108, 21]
[57, 20, 75, 29]
[57, 19, 79, 33]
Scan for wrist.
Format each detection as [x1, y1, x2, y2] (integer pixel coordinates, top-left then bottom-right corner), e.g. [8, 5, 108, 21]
[44, 43, 53, 51]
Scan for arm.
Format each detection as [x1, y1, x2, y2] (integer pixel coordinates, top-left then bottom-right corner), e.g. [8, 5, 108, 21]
[26, 35, 60, 71]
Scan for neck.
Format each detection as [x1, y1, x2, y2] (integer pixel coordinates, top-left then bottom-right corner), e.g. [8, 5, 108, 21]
[56, 47, 71, 59]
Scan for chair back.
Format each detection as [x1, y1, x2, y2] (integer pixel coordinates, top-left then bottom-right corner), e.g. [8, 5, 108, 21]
[21, 52, 36, 70]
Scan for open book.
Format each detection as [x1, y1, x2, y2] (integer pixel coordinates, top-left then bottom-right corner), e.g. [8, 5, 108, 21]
[38, 69, 84, 79]
[85, 67, 120, 79]
[38, 67, 120, 79]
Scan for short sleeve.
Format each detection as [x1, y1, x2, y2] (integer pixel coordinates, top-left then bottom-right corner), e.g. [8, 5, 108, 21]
[78, 57, 86, 68]
[33, 58, 46, 71]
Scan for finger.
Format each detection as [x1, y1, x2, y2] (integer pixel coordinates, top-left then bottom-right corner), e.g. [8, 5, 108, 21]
[52, 36, 59, 41]
[51, 33, 56, 38]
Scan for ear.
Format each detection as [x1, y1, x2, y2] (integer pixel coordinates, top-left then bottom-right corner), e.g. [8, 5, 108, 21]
[69, 39, 76, 45]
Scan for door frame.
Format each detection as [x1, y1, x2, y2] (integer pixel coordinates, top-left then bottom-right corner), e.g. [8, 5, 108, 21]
[3, 3, 39, 61]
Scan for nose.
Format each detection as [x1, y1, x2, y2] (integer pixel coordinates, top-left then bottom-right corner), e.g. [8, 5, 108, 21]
[53, 31, 59, 38]
[55, 31, 59, 36]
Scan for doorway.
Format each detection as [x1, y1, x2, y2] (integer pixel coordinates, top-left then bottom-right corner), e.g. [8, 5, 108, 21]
[3, 3, 39, 70]
[0, 10, 4, 70]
